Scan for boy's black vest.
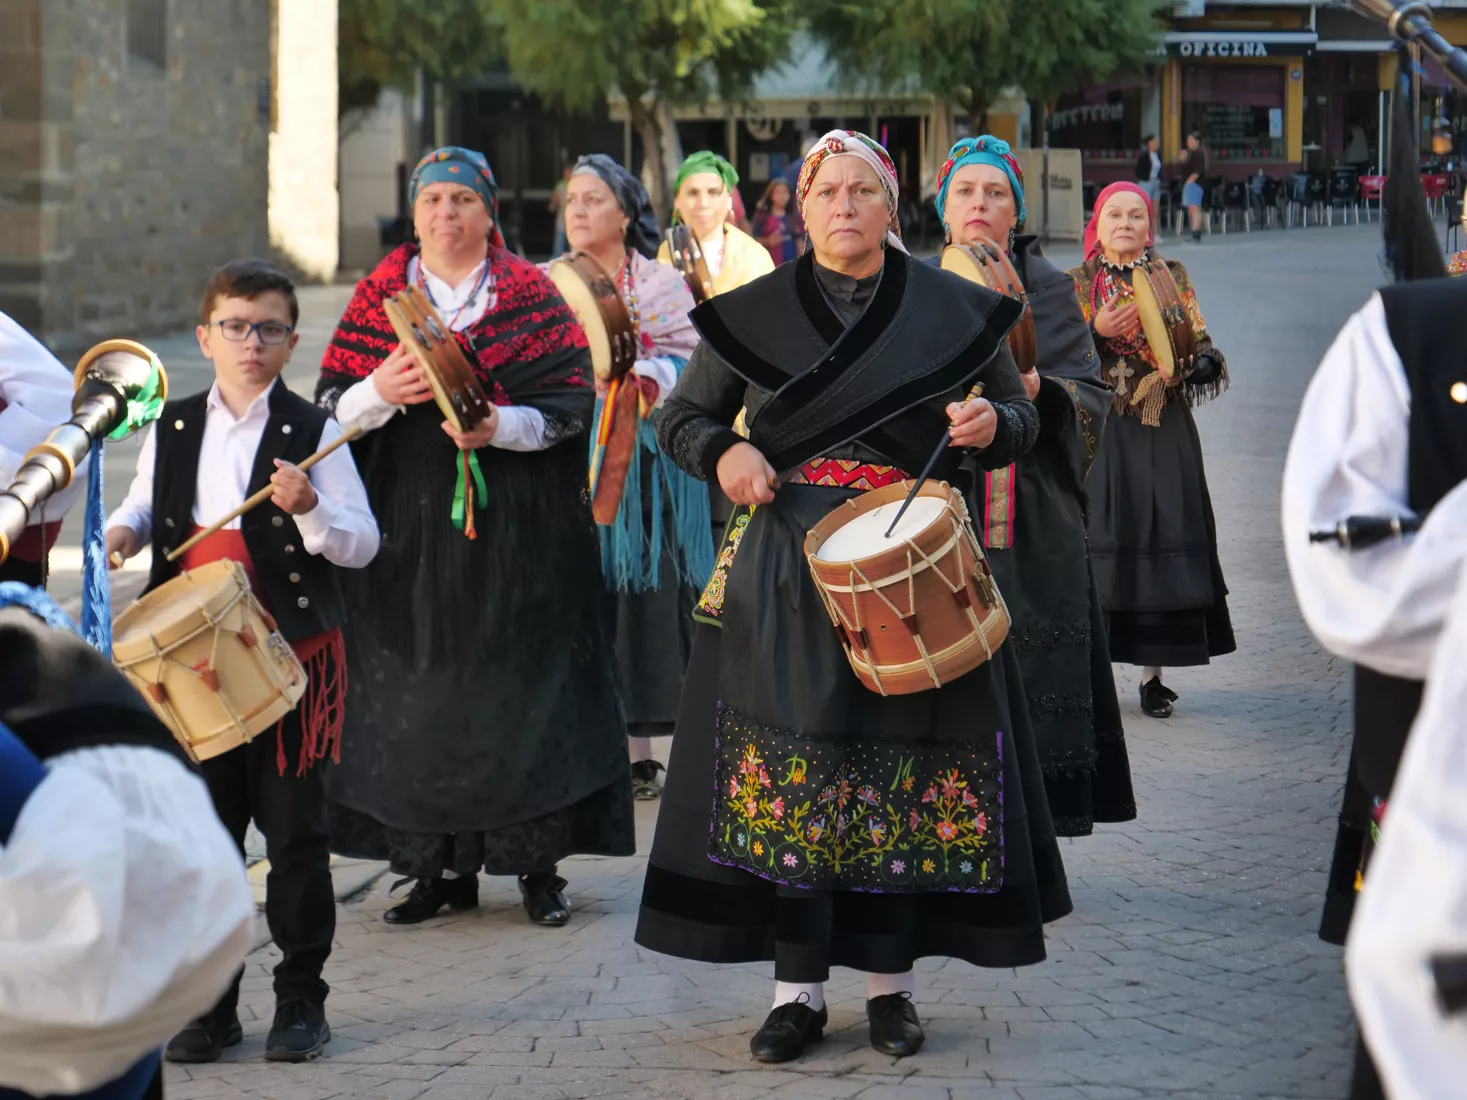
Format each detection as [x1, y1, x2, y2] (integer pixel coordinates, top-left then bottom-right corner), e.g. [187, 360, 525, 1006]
[146, 383, 345, 643]
[1356, 280, 1467, 797]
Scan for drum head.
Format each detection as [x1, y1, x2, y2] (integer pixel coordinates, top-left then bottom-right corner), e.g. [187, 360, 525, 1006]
[940, 244, 987, 286]
[113, 560, 244, 658]
[1129, 269, 1176, 377]
[815, 495, 948, 563]
[548, 259, 613, 379]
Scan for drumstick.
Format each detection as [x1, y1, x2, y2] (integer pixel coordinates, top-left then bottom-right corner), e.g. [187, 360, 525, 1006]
[164, 424, 364, 563]
[883, 382, 985, 539]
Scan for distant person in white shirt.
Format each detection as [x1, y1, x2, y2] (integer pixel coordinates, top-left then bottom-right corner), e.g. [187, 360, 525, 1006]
[0, 312, 90, 587]
[0, 598, 253, 1100]
[1134, 135, 1164, 245]
[106, 259, 379, 1066]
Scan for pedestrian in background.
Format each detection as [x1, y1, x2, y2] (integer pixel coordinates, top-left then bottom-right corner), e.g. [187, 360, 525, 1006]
[1136, 134, 1164, 244]
[1180, 131, 1207, 244]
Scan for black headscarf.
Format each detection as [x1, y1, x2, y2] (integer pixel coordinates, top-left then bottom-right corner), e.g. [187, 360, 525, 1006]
[572, 153, 662, 259]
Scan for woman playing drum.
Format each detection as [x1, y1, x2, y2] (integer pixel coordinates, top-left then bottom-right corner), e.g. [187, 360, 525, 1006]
[634, 129, 1070, 1064]
[936, 136, 1135, 837]
[316, 146, 633, 929]
[1068, 182, 1234, 719]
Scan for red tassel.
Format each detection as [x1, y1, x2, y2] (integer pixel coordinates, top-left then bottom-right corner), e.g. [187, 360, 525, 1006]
[271, 629, 348, 777]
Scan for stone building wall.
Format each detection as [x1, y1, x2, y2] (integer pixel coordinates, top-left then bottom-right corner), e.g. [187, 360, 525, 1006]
[0, 0, 270, 352]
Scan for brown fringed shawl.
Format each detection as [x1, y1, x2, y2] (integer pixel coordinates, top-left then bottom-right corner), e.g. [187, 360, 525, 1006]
[1068, 253, 1229, 427]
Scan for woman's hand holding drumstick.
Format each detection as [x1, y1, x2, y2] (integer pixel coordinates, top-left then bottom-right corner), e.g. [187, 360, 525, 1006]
[717, 441, 778, 506]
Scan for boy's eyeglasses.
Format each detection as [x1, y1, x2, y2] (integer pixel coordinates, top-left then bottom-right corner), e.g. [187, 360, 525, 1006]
[213, 320, 294, 346]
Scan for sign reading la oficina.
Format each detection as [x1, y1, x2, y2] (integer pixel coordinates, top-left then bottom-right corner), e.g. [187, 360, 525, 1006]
[1177, 40, 1270, 58]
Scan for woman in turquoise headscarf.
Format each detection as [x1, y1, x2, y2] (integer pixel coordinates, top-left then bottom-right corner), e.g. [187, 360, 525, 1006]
[936, 135, 1136, 837]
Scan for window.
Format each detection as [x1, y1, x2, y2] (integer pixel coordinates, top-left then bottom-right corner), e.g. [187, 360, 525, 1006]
[1180, 64, 1287, 161]
[127, 0, 167, 67]
[1050, 75, 1150, 160]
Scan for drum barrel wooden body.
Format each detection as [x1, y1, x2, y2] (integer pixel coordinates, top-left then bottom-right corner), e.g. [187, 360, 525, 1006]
[112, 560, 306, 762]
[804, 481, 1009, 695]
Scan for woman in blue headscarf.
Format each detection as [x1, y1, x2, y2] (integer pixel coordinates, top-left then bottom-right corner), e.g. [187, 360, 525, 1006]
[936, 136, 1135, 837]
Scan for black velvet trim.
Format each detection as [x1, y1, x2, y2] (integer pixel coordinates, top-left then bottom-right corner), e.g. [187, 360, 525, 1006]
[762, 249, 909, 429]
[763, 299, 1019, 475]
[793, 249, 849, 345]
[697, 428, 745, 482]
[688, 300, 794, 394]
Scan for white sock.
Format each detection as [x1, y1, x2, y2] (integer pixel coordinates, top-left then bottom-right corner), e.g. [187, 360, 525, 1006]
[628, 736, 654, 762]
[866, 970, 916, 1001]
[772, 981, 825, 1011]
[1142, 666, 1163, 685]
[440, 869, 460, 880]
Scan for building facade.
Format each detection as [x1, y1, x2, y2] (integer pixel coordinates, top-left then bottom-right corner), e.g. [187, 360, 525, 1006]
[1, 0, 337, 353]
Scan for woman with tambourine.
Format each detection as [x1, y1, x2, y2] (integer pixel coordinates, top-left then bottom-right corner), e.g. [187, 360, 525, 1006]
[1068, 182, 1234, 719]
[935, 137, 1134, 838]
[315, 146, 633, 930]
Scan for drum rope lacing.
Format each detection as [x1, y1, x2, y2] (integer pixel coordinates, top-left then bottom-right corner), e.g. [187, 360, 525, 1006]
[115, 566, 303, 756]
[813, 500, 1006, 695]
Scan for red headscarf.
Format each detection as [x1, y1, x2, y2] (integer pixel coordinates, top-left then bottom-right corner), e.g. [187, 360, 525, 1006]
[1084, 181, 1156, 261]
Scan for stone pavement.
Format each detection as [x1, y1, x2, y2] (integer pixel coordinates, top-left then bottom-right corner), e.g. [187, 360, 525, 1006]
[108, 224, 1390, 1100]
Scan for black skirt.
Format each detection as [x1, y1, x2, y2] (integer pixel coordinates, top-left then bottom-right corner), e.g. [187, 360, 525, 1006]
[982, 440, 1135, 837]
[635, 482, 1072, 981]
[1087, 404, 1235, 667]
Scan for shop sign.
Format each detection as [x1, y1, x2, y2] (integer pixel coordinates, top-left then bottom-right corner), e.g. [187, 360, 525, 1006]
[1049, 103, 1125, 132]
[1174, 39, 1272, 58]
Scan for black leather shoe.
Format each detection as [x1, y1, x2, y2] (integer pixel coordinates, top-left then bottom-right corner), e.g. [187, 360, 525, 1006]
[631, 759, 665, 800]
[519, 872, 571, 925]
[383, 874, 479, 925]
[1139, 677, 1178, 718]
[749, 999, 827, 1063]
[164, 1015, 242, 1063]
[867, 993, 925, 1057]
[265, 998, 330, 1062]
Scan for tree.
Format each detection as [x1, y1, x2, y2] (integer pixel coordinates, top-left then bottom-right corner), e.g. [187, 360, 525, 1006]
[338, 0, 505, 135]
[487, 0, 798, 217]
[808, 0, 1161, 134]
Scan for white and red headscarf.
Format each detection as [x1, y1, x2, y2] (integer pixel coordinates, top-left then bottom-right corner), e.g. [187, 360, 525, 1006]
[1084, 181, 1156, 262]
[794, 129, 908, 253]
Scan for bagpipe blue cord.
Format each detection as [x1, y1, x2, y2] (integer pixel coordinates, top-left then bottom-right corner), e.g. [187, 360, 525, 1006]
[79, 438, 111, 656]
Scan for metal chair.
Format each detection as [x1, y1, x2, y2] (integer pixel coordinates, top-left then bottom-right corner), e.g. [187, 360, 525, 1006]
[1423, 173, 1450, 216]
[1220, 180, 1251, 232]
[1359, 174, 1386, 221]
[1327, 167, 1360, 226]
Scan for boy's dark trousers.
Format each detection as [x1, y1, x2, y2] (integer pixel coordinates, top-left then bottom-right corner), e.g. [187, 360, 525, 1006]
[195, 707, 334, 1026]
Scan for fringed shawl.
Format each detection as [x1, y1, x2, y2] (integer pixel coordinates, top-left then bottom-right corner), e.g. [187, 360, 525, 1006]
[1068, 252, 1229, 428]
[596, 251, 713, 593]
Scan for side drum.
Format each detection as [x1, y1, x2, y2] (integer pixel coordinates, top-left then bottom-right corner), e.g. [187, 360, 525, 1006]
[112, 560, 306, 762]
[804, 481, 1009, 695]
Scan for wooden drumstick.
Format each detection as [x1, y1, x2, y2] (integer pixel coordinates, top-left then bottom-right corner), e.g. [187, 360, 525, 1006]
[164, 424, 364, 563]
[883, 382, 985, 539]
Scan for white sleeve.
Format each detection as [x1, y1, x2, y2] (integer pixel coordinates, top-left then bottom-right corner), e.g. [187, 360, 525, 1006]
[1282, 293, 1467, 680]
[103, 424, 158, 546]
[292, 417, 381, 569]
[488, 405, 549, 452]
[636, 357, 681, 411]
[0, 314, 89, 521]
[0, 745, 253, 1096]
[332, 376, 400, 433]
[1347, 556, 1467, 1100]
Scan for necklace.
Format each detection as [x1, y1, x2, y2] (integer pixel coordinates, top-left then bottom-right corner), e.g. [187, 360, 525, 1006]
[1090, 261, 1150, 362]
[416, 254, 495, 329]
[1100, 249, 1149, 273]
[618, 252, 648, 350]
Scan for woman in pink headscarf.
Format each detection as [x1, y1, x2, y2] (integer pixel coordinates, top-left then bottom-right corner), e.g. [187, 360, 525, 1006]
[1067, 182, 1234, 719]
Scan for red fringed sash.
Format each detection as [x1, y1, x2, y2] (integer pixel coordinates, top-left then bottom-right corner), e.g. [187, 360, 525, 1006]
[180, 527, 346, 777]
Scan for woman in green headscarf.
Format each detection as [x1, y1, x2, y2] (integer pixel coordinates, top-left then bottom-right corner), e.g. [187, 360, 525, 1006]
[657, 151, 775, 295]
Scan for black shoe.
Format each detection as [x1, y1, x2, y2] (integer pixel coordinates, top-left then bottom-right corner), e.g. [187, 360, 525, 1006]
[867, 993, 925, 1057]
[164, 1015, 242, 1063]
[1192, 231, 1203, 243]
[383, 874, 479, 925]
[265, 998, 330, 1063]
[1139, 677, 1178, 718]
[749, 998, 827, 1063]
[519, 872, 571, 925]
[631, 759, 665, 800]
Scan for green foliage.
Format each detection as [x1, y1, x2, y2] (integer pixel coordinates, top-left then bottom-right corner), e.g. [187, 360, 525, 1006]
[338, 0, 505, 118]
[808, 0, 1162, 123]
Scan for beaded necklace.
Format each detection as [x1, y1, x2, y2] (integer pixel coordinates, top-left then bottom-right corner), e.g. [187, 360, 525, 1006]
[1089, 250, 1151, 362]
[415, 254, 495, 329]
[617, 251, 649, 351]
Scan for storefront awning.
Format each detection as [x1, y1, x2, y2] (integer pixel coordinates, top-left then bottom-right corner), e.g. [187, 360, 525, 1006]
[1164, 30, 1318, 58]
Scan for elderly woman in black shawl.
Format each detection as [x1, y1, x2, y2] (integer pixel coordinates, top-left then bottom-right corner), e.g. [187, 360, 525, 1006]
[935, 137, 1135, 836]
[634, 130, 1070, 1064]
